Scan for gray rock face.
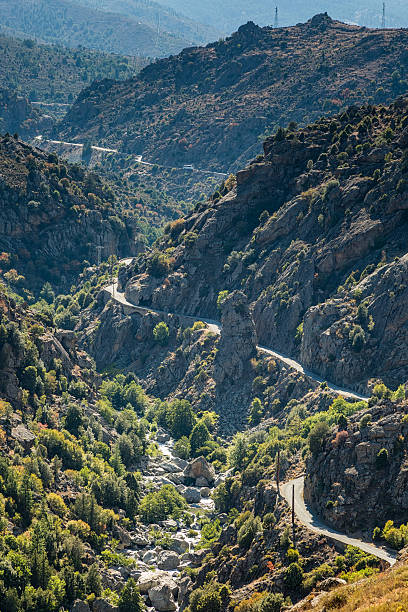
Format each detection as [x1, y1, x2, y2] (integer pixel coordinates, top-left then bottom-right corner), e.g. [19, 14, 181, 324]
[182, 487, 201, 504]
[148, 582, 177, 612]
[157, 550, 180, 570]
[71, 601, 90, 612]
[170, 536, 189, 554]
[11, 424, 35, 449]
[93, 599, 118, 612]
[213, 290, 257, 385]
[184, 456, 215, 483]
[305, 400, 408, 531]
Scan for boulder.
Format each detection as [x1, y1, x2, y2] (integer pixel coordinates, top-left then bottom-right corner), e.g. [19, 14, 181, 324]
[195, 476, 209, 487]
[143, 550, 157, 564]
[71, 601, 90, 612]
[148, 582, 177, 612]
[170, 536, 189, 554]
[11, 424, 35, 449]
[184, 457, 215, 483]
[158, 550, 180, 570]
[200, 487, 211, 498]
[183, 487, 201, 504]
[137, 570, 177, 594]
[93, 599, 118, 612]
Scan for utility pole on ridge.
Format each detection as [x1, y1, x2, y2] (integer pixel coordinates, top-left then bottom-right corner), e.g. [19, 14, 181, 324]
[274, 6, 279, 29]
[381, 2, 386, 28]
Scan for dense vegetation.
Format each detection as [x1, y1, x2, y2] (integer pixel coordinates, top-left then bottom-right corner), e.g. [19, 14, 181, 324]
[0, 34, 148, 104]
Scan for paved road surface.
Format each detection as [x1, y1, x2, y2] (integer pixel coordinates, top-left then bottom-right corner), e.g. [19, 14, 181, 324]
[104, 280, 369, 401]
[280, 477, 397, 566]
[106, 267, 393, 565]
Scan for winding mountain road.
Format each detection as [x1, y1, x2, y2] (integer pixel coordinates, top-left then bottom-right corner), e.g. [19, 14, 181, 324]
[104, 281, 369, 402]
[105, 274, 396, 567]
[281, 477, 398, 567]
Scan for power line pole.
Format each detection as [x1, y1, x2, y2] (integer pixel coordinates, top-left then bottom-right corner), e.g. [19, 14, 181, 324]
[274, 6, 279, 29]
[381, 2, 386, 28]
[292, 484, 296, 548]
[96, 245, 103, 267]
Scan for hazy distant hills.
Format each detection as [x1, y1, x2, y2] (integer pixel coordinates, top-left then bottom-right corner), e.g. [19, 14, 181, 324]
[160, 0, 408, 32]
[0, 0, 206, 58]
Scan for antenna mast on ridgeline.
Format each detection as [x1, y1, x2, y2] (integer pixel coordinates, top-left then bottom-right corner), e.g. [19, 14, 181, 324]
[274, 6, 279, 29]
[381, 2, 386, 28]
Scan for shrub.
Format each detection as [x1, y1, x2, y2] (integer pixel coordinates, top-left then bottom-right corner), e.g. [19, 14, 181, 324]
[174, 436, 191, 460]
[308, 421, 330, 456]
[138, 484, 187, 523]
[259, 593, 285, 612]
[376, 448, 389, 469]
[153, 322, 169, 346]
[284, 562, 304, 587]
[248, 398, 263, 426]
[118, 578, 145, 612]
[167, 399, 196, 439]
[217, 290, 229, 309]
[237, 514, 262, 549]
[190, 421, 211, 455]
[47, 493, 68, 517]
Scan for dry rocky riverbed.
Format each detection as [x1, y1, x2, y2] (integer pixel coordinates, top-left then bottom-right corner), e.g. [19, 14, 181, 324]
[71, 428, 223, 612]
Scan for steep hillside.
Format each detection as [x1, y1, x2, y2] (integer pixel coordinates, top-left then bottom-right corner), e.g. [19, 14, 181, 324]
[0, 87, 52, 137]
[0, 134, 141, 291]
[0, 34, 148, 105]
[57, 15, 408, 171]
[115, 95, 408, 395]
[0, 0, 191, 58]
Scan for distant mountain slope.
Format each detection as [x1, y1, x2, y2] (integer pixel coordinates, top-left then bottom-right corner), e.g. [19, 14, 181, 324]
[0, 0, 191, 57]
[76, 0, 221, 44]
[57, 15, 408, 171]
[161, 0, 408, 32]
[0, 34, 149, 105]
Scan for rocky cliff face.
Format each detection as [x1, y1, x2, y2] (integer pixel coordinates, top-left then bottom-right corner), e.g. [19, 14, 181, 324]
[57, 15, 408, 171]
[118, 96, 408, 392]
[305, 398, 408, 532]
[0, 87, 52, 137]
[0, 135, 139, 289]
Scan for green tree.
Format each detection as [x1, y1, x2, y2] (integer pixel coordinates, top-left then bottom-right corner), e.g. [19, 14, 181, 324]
[153, 322, 170, 346]
[168, 400, 196, 439]
[189, 421, 211, 455]
[284, 562, 304, 587]
[86, 563, 102, 597]
[21, 365, 37, 394]
[118, 578, 145, 612]
[248, 397, 263, 426]
[64, 404, 84, 437]
[308, 421, 330, 456]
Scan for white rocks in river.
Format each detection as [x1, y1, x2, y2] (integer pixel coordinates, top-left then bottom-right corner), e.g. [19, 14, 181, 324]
[161, 519, 178, 530]
[143, 550, 157, 564]
[157, 550, 180, 570]
[183, 487, 201, 503]
[170, 536, 189, 554]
